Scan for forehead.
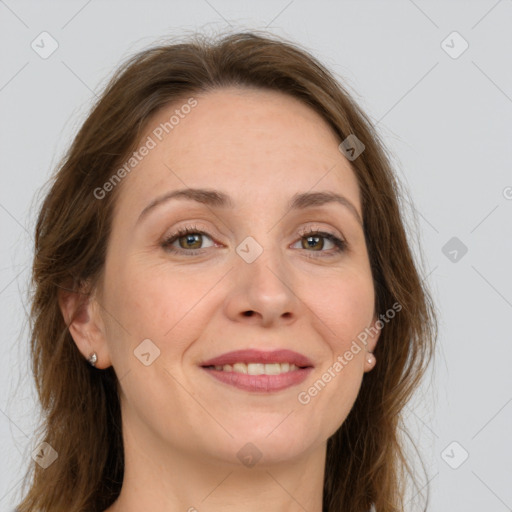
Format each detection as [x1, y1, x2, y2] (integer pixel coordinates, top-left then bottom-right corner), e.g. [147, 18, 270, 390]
[115, 87, 361, 218]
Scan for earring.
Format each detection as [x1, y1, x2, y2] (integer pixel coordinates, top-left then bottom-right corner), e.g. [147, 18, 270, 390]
[367, 352, 375, 365]
[87, 352, 98, 367]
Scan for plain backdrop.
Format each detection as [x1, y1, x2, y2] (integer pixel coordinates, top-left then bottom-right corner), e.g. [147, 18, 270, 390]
[1, 1, 511, 510]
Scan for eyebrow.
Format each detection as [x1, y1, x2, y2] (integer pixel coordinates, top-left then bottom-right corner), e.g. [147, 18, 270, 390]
[136, 188, 363, 226]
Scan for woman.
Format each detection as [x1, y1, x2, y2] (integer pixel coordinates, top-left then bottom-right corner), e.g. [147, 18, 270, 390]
[17, 30, 437, 512]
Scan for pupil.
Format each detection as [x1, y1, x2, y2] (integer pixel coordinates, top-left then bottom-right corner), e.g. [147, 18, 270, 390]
[181, 234, 201, 249]
[305, 236, 322, 250]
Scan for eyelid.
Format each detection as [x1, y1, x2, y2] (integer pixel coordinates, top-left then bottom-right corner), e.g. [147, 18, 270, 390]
[162, 222, 214, 241]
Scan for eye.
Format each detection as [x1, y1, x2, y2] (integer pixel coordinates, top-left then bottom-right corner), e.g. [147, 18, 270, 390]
[161, 224, 347, 257]
[292, 227, 347, 257]
[161, 225, 215, 255]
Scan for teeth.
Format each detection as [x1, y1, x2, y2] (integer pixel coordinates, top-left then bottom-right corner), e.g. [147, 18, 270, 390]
[233, 363, 248, 374]
[213, 362, 300, 374]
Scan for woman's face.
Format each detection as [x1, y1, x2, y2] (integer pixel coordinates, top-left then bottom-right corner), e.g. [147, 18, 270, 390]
[91, 87, 380, 466]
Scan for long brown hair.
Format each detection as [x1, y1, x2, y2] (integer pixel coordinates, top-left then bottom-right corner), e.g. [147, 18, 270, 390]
[16, 30, 437, 512]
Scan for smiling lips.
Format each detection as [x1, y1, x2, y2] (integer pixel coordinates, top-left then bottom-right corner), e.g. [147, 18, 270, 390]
[200, 349, 314, 392]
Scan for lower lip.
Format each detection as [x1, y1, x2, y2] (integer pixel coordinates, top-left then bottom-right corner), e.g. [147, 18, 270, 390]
[201, 367, 313, 392]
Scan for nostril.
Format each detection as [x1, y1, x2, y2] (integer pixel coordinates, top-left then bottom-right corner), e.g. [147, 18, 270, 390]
[243, 311, 254, 317]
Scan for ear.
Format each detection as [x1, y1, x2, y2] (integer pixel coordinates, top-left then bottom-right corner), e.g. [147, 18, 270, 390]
[58, 280, 111, 369]
[362, 313, 382, 373]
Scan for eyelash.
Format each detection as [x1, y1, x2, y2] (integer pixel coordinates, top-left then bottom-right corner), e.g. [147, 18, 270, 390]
[161, 224, 347, 258]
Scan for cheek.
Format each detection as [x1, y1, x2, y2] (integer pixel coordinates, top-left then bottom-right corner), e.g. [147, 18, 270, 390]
[305, 272, 374, 428]
[308, 268, 375, 348]
[102, 259, 222, 364]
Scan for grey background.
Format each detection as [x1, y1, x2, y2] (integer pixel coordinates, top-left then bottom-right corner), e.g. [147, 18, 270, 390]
[1, 1, 511, 510]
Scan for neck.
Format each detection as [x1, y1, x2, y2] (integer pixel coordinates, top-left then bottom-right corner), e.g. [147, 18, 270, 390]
[105, 420, 326, 512]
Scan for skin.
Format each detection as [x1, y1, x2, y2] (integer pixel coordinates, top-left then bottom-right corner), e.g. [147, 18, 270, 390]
[60, 87, 380, 512]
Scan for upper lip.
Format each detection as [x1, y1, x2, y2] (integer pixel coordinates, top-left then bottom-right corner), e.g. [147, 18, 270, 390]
[200, 349, 314, 368]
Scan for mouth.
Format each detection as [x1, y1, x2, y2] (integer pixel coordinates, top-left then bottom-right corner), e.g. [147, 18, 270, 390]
[199, 349, 314, 392]
[202, 362, 306, 374]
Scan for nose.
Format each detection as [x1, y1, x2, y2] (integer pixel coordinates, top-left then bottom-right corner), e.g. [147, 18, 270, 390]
[223, 245, 300, 328]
